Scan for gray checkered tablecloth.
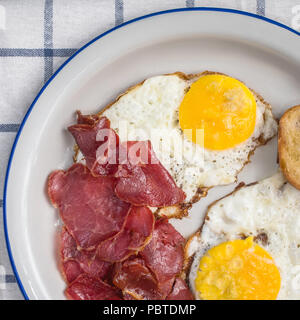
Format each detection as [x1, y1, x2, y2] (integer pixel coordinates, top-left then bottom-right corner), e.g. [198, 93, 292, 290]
[0, 0, 299, 300]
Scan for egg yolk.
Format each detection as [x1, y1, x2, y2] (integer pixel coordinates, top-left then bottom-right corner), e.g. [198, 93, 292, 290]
[195, 237, 281, 300]
[179, 74, 257, 150]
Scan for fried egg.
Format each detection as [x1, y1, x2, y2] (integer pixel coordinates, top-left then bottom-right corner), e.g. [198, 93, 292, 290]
[186, 171, 300, 300]
[101, 72, 277, 215]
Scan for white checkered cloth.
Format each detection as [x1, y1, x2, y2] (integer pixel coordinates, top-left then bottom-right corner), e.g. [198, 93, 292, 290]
[0, 0, 299, 300]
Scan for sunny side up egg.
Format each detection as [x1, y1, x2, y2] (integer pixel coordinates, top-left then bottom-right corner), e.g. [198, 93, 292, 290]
[102, 72, 277, 215]
[186, 171, 300, 300]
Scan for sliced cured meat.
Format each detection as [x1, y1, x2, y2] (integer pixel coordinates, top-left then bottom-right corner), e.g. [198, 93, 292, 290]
[69, 113, 185, 206]
[117, 269, 174, 300]
[158, 277, 176, 298]
[123, 293, 136, 300]
[166, 278, 194, 300]
[68, 113, 119, 176]
[76, 111, 100, 126]
[140, 219, 185, 283]
[60, 228, 111, 283]
[66, 274, 121, 300]
[115, 141, 186, 207]
[96, 206, 154, 262]
[113, 258, 164, 300]
[62, 260, 82, 284]
[48, 163, 130, 250]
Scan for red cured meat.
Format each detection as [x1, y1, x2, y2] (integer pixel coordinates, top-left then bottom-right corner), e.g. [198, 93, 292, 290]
[166, 278, 194, 300]
[48, 163, 131, 250]
[69, 113, 185, 206]
[123, 293, 135, 300]
[62, 260, 82, 284]
[158, 277, 176, 298]
[115, 141, 186, 207]
[96, 206, 154, 262]
[76, 111, 100, 126]
[60, 228, 111, 283]
[68, 113, 119, 176]
[66, 274, 121, 300]
[113, 258, 164, 300]
[140, 219, 185, 283]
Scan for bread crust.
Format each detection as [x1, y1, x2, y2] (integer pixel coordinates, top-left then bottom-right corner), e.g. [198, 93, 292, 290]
[73, 71, 276, 219]
[278, 105, 300, 190]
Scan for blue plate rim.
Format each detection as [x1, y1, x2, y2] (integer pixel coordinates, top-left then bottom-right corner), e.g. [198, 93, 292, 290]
[3, 7, 300, 300]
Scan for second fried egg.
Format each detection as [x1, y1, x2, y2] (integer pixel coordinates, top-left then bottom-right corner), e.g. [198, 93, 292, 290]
[187, 172, 300, 300]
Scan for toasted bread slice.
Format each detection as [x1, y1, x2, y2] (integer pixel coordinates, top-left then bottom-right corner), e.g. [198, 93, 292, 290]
[278, 105, 300, 190]
[74, 71, 278, 218]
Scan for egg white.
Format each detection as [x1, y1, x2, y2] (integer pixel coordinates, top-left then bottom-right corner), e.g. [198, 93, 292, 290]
[102, 73, 277, 203]
[188, 171, 300, 300]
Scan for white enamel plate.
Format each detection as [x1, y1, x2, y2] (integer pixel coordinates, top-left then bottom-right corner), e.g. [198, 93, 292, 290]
[4, 8, 300, 300]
